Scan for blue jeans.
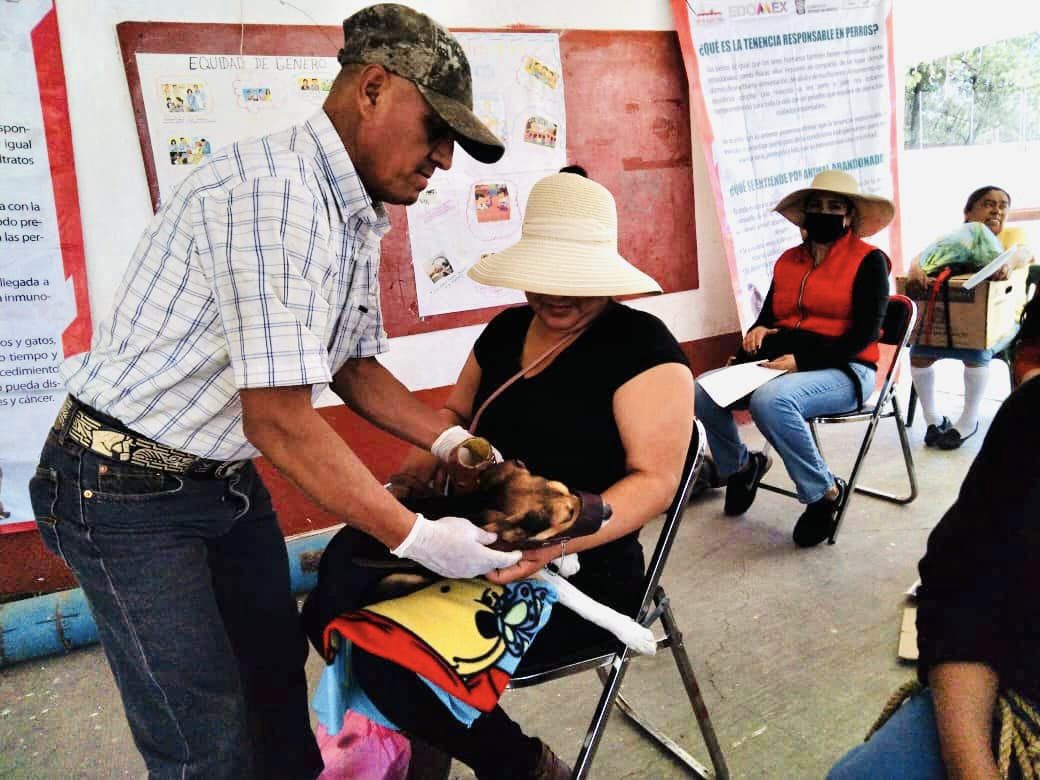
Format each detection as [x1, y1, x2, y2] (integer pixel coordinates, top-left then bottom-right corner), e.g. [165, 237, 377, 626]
[827, 688, 945, 779]
[695, 363, 874, 504]
[29, 426, 322, 779]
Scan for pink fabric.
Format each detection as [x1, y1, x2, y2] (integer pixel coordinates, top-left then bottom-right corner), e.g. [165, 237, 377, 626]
[315, 714, 411, 780]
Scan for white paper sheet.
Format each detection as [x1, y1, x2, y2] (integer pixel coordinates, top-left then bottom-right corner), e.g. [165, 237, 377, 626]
[962, 246, 1027, 289]
[697, 363, 787, 409]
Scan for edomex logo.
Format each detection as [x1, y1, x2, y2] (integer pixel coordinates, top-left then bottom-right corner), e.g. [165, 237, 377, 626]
[729, 2, 789, 17]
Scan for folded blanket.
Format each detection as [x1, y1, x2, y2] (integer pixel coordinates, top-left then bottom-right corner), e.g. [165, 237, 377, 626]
[316, 577, 558, 731]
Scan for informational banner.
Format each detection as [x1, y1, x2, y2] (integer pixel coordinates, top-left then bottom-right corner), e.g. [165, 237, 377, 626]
[673, 0, 901, 328]
[407, 32, 567, 316]
[0, 1, 92, 530]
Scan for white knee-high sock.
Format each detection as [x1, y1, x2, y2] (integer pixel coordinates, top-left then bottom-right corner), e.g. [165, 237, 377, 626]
[956, 365, 989, 433]
[910, 365, 941, 426]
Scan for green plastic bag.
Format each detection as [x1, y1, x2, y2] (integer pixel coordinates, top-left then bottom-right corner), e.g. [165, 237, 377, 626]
[919, 222, 1004, 277]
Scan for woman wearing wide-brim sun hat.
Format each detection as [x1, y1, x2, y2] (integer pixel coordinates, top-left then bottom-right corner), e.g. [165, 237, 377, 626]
[376, 171, 696, 779]
[695, 168, 895, 548]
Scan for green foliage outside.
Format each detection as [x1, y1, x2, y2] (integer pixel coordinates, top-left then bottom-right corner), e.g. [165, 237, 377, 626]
[905, 32, 1040, 148]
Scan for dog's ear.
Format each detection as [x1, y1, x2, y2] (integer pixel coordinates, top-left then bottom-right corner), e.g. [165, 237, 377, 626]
[476, 461, 519, 491]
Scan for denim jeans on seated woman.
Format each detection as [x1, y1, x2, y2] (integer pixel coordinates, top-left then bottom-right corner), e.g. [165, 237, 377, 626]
[695, 363, 874, 504]
[28, 430, 322, 779]
[827, 687, 946, 779]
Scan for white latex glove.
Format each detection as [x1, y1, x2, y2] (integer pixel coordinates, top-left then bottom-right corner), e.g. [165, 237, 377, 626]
[431, 425, 502, 464]
[391, 514, 522, 579]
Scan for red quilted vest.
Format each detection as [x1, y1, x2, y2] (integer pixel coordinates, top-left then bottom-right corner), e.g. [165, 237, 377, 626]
[771, 231, 886, 365]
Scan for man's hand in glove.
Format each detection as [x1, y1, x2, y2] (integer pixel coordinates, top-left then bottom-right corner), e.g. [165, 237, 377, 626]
[391, 514, 521, 579]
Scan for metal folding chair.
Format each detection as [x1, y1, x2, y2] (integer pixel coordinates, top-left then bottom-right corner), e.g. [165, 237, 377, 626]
[507, 420, 730, 779]
[759, 295, 918, 543]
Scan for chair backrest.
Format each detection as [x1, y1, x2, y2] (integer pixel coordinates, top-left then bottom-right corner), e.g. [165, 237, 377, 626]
[634, 419, 706, 623]
[879, 294, 916, 346]
[871, 295, 917, 412]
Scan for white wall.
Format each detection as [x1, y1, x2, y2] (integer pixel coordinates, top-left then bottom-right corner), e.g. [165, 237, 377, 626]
[53, 0, 738, 392]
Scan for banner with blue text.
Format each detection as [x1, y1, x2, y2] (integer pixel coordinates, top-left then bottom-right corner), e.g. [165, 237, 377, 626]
[673, 0, 901, 328]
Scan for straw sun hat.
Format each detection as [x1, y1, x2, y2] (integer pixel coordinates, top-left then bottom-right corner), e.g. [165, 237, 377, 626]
[774, 169, 895, 237]
[466, 173, 662, 296]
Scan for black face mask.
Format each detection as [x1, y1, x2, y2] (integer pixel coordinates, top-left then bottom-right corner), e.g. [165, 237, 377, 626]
[803, 212, 849, 244]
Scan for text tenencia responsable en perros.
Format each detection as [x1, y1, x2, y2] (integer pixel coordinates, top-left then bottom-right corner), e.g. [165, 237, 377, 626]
[697, 24, 880, 57]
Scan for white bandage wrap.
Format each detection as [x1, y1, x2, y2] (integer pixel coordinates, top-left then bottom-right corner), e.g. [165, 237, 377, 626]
[431, 425, 474, 462]
[431, 425, 502, 464]
[533, 568, 657, 655]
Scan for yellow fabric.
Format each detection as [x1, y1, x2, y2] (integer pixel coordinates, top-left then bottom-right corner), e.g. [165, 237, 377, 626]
[999, 226, 1029, 251]
[365, 579, 510, 678]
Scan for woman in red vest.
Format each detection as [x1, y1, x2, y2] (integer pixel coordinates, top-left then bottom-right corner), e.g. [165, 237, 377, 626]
[695, 170, 894, 547]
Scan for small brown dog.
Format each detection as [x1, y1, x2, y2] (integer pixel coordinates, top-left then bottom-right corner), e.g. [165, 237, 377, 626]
[390, 460, 607, 550]
[302, 459, 611, 653]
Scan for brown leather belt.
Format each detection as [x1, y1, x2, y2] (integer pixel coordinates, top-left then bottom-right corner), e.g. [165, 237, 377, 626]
[54, 396, 247, 478]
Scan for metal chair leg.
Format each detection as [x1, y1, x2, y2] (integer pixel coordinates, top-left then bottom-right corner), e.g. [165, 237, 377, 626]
[849, 395, 918, 505]
[572, 651, 634, 779]
[906, 384, 918, 427]
[610, 589, 730, 779]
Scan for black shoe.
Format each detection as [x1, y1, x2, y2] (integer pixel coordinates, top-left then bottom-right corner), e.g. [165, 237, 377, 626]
[723, 451, 771, 516]
[924, 416, 951, 447]
[793, 477, 847, 548]
[936, 422, 979, 450]
[688, 455, 723, 501]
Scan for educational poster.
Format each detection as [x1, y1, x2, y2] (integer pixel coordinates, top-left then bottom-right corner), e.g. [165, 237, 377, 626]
[135, 33, 565, 318]
[407, 33, 567, 316]
[0, 1, 92, 530]
[135, 52, 341, 204]
[673, 0, 900, 328]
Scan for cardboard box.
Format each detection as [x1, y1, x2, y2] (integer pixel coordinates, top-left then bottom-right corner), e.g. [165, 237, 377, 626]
[895, 267, 1028, 350]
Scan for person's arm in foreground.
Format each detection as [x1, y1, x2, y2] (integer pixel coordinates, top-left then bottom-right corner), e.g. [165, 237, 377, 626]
[241, 385, 416, 547]
[331, 356, 461, 452]
[487, 362, 695, 584]
[392, 351, 485, 488]
[917, 382, 1040, 777]
[928, 663, 1001, 780]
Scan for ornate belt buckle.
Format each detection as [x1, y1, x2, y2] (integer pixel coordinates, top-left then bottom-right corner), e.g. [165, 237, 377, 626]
[213, 460, 245, 479]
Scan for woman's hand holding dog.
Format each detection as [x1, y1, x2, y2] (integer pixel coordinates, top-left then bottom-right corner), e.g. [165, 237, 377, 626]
[485, 542, 567, 585]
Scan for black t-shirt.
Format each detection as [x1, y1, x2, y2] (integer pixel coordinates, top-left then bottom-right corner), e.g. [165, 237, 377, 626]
[916, 377, 1040, 703]
[472, 301, 689, 569]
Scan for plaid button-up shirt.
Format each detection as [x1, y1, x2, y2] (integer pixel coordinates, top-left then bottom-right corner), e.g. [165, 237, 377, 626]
[63, 111, 390, 461]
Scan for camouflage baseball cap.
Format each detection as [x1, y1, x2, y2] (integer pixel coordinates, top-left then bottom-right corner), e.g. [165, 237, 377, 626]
[339, 4, 505, 164]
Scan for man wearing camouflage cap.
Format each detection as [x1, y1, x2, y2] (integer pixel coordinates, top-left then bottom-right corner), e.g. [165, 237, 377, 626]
[31, 5, 533, 777]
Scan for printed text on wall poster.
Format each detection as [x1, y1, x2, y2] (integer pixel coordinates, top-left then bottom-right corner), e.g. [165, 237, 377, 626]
[673, 0, 900, 329]
[0, 0, 92, 529]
